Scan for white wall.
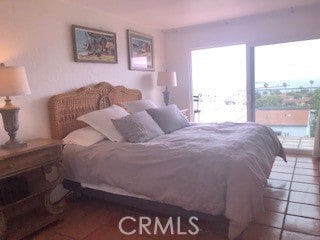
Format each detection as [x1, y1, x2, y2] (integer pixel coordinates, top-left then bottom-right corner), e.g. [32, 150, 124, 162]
[164, 3, 320, 120]
[0, 0, 165, 144]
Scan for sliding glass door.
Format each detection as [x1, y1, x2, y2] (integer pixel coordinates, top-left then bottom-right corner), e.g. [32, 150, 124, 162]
[254, 39, 320, 152]
[191, 45, 247, 123]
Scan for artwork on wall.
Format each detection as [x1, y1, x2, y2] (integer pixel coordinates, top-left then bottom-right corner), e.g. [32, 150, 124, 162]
[72, 25, 117, 63]
[127, 30, 154, 71]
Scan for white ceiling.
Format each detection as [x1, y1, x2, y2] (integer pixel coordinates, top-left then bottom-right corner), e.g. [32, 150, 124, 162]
[71, 0, 320, 30]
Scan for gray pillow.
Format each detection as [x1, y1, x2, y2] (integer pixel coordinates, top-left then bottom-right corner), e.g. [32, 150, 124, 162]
[122, 99, 158, 113]
[146, 104, 190, 134]
[111, 111, 164, 143]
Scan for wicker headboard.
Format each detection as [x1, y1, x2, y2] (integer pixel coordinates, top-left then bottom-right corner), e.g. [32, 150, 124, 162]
[48, 82, 142, 139]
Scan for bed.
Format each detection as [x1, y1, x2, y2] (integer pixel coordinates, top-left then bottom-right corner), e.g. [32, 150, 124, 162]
[48, 82, 286, 239]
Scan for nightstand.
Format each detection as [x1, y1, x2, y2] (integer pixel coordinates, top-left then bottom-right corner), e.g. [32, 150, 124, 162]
[0, 138, 65, 240]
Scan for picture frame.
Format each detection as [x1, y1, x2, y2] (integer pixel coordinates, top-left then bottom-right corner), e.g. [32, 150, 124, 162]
[72, 25, 117, 64]
[127, 30, 154, 71]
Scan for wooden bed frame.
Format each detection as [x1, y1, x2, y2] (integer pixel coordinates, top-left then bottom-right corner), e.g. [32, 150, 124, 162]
[49, 82, 219, 220]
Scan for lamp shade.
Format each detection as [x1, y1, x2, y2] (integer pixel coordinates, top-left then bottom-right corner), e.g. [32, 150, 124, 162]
[157, 72, 177, 87]
[0, 66, 31, 97]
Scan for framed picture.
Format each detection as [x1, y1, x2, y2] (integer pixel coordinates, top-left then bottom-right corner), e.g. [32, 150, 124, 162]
[72, 25, 117, 63]
[127, 30, 154, 71]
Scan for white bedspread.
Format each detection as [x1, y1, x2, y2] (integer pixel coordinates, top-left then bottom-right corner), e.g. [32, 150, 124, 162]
[63, 122, 285, 239]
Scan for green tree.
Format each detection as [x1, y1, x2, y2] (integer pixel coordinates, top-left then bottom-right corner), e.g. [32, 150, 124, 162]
[310, 89, 320, 137]
[256, 95, 282, 108]
[311, 88, 320, 114]
[287, 92, 302, 99]
[282, 82, 288, 93]
[285, 102, 297, 107]
[269, 89, 281, 95]
[255, 91, 261, 100]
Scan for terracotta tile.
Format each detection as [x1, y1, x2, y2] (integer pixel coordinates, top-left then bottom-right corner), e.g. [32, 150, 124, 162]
[292, 174, 320, 184]
[195, 217, 228, 236]
[266, 179, 290, 190]
[83, 223, 126, 240]
[289, 191, 320, 206]
[161, 233, 199, 240]
[287, 202, 320, 219]
[273, 161, 295, 167]
[50, 234, 75, 240]
[264, 198, 287, 213]
[282, 230, 320, 240]
[31, 233, 74, 240]
[284, 215, 320, 236]
[144, 217, 191, 238]
[271, 166, 294, 174]
[291, 182, 320, 194]
[160, 223, 201, 240]
[28, 223, 59, 240]
[254, 211, 284, 228]
[296, 157, 316, 163]
[269, 172, 292, 181]
[264, 188, 289, 201]
[193, 230, 226, 240]
[29, 231, 74, 240]
[241, 224, 281, 240]
[294, 168, 319, 177]
[54, 201, 113, 239]
[296, 162, 319, 170]
[121, 234, 156, 240]
[285, 156, 297, 162]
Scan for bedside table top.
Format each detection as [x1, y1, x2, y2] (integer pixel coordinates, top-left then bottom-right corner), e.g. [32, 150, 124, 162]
[0, 138, 62, 160]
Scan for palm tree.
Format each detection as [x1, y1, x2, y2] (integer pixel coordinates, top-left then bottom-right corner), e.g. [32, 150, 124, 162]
[282, 82, 288, 93]
[263, 83, 269, 95]
[310, 80, 314, 91]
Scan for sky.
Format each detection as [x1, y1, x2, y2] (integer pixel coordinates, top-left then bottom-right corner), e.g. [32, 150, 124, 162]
[255, 38, 320, 86]
[192, 44, 246, 97]
[192, 39, 320, 94]
[191, 39, 320, 123]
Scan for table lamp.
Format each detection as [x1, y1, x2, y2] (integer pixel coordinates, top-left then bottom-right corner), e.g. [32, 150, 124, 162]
[157, 71, 177, 106]
[0, 63, 31, 149]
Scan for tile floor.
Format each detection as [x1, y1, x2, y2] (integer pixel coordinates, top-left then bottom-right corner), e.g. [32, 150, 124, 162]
[278, 136, 314, 155]
[29, 155, 320, 240]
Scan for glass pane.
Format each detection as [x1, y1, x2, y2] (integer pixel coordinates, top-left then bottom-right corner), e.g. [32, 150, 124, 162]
[254, 39, 320, 153]
[192, 45, 247, 123]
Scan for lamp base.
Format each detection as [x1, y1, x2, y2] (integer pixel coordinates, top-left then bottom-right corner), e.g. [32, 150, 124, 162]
[162, 89, 170, 106]
[1, 139, 27, 149]
[0, 100, 26, 150]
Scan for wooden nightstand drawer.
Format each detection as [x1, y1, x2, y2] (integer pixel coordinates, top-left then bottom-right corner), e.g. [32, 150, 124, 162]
[0, 145, 61, 178]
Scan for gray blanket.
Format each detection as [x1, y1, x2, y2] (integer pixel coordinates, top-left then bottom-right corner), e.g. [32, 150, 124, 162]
[63, 122, 285, 239]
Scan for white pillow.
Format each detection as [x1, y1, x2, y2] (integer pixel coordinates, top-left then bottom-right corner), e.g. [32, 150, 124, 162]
[77, 105, 129, 142]
[122, 99, 158, 113]
[63, 126, 106, 146]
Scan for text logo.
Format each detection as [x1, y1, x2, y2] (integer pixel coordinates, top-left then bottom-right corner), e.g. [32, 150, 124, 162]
[118, 216, 200, 235]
